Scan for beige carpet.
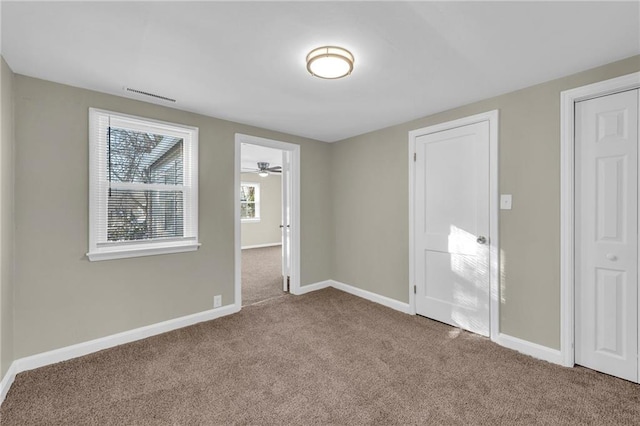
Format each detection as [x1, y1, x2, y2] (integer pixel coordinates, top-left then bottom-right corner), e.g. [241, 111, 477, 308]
[241, 245, 285, 306]
[1, 288, 639, 425]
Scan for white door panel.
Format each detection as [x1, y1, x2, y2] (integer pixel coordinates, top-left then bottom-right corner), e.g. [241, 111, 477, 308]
[575, 89, 638, 382]
[415, 121, 490, 337]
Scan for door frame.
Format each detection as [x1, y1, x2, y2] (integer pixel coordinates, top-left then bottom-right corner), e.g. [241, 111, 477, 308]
[234, 133, 301, 307]
[408, 110, 500, 341]
[560, 71, 640, 368]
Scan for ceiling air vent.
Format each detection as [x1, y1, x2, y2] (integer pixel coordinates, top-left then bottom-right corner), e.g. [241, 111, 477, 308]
[124, 87, 176, 103]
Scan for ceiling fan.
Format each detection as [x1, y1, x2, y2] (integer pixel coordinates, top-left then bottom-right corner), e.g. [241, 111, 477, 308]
[251, 162, 281, 177]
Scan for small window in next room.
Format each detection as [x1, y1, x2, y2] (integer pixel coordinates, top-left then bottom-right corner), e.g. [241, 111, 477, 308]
[87, 108, 200, 261]
[240, 182, 260, 222]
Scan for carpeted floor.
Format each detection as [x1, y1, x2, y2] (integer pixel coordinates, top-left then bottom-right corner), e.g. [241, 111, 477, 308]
[241, 245, 285, 306]
[1, 288, 639, 424]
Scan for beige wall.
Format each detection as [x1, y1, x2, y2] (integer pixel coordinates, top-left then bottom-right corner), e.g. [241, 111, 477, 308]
[241, 173, 282, 248]
[0, 57, 15, 378]
[5, 54, 640, 364]
[12, 76, 332, 359]
[332, 55, 640, 350]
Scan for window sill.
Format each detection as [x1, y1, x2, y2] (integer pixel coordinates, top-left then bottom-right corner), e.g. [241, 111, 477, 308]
[241, 218, 261, 223]
[87, 241, 201, 261]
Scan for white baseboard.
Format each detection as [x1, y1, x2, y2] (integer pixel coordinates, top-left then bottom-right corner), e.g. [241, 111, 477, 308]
[495, 333, 564, 366]
[322, 282, 563, 366]
[295, 280, 332, 295]
[330, 280, 411, 314]
[16, 303, 240, 373]
[0, 361, 17, 405]
[241, 243, 282, 250]
[294, 279, 410, 314]
[0, 303, 240, 406]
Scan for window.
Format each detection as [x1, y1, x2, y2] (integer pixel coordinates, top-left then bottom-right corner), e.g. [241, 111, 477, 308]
[240, 182, 260, 222]
[87, 109, 199, 261]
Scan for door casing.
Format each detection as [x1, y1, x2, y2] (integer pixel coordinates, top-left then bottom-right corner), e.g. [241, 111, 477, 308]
[408, 110, 500, 341]
[235, 134, 301, 307]
[281, 150, 291, 292]
[560, 71, 640, 369]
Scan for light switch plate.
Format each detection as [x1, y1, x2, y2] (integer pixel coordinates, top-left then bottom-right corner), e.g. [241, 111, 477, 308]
[500, 194, 512, 210]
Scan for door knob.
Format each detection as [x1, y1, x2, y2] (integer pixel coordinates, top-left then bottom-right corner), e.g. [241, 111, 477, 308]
[606, 253, 618, 261]
[476, 236, 487, 244]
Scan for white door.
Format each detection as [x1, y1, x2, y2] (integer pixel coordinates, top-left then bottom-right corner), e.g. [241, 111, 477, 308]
[281, 150, 291, 292]
[575, 89, 639, 382]
[414, 121, 491, 336]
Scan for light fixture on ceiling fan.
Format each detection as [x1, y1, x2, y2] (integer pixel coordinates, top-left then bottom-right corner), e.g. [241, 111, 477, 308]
[254, 162, 281, 177]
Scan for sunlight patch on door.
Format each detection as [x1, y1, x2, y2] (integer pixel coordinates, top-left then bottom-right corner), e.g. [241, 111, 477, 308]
[448, 225, 489, 332]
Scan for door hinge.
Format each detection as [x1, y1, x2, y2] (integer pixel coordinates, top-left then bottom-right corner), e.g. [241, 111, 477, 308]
[413, 152, 416, 162]
[413, 285, 417, 294]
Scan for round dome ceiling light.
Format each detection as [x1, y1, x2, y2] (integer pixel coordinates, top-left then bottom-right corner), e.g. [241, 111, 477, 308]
[306, 46, 354, 79]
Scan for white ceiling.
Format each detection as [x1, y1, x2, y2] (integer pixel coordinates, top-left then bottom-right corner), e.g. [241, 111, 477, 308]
[241, 143, 282, 173]
[2, 1, 639, 142]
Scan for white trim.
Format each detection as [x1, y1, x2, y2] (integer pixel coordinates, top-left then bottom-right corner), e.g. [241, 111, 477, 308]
[487, 112, 500, 340]
[235, 134, 301, 308]
[408, 132, 416, 315]
[560, 72, 640, 368]
[241, 243, 282, 250]
[87, 241, 201, 261]
[16, 304, 239, 373]
[241, 218, 261, 224]
[88, 108, 199, 134]
[0, 302, 239, 407]
[331, 280, 411, 314]
[293, 279, 411, 313]
[235, 139, 242, 311]
[408, 110, 500, 341]
[495, 333, 564, 366]
[295, 280, 332, 295]
[0, 362, 17, 405]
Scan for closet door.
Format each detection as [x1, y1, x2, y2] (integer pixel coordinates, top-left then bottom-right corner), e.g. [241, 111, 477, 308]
[575, 89, 639, 382]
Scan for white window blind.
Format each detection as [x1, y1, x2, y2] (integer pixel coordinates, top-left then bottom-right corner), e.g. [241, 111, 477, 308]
[88, 109, 199, 261]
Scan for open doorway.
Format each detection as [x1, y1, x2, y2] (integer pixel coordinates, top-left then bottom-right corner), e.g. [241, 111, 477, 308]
[240, 144, 285, 304]
[234, 134, 300, 308]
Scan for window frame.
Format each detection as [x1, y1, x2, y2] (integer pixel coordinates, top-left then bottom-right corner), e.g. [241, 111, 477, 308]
[87, 108, 200, 261]
[240, 181, 261, 223]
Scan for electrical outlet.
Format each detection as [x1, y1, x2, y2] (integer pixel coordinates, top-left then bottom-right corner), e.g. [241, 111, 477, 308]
[213, 295, 222, 308]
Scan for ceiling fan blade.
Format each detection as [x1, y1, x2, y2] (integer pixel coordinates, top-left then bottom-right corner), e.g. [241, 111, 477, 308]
[266, 166, 282, 172]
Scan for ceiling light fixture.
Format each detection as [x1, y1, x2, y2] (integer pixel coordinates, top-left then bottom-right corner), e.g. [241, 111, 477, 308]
[306, 46, 354, 79]
[258, 171, 269, 177]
